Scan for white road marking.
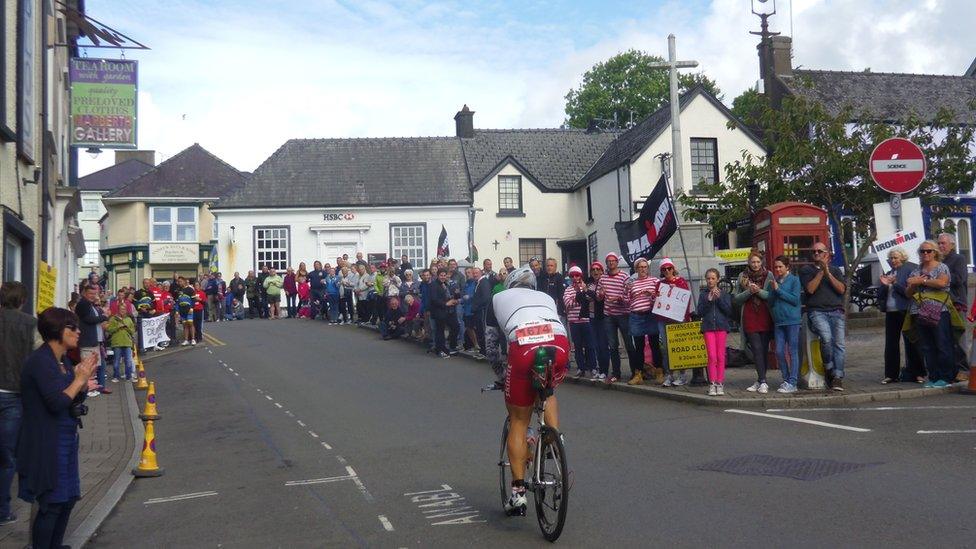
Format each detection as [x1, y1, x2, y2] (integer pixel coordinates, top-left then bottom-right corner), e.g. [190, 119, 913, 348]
[256, 389, 263, 394]
[725, 409, 872, 432]
[766, 405, 976, 413]
[308, 430, 319, 438]
[265, 395, 273, 401]
[321, 441, 333, 450]
[234, 372, 239, 377]
[345, 466, 357, 476]
[917, 430, 976, 434]
[144, 491, 218, 505]
[297, 420, 306, 427]
[378, 515, 395, 531]
[207, 349, 212, 354]
[336, 455, 347, 464]
[228, 368, 234, 372]
[285, 411, 294, 417]
[284, 473, 356, 487]
[274, 403, 282, 408]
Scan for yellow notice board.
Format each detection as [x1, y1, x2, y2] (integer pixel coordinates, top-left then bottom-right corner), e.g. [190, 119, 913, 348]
[715, 248, 752, 263]
[665, 321, 708, 370]
[37, 261, 57, 313]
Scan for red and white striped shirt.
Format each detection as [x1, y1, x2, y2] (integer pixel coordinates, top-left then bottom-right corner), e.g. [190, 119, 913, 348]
[563, 286, 590, 323]
[599, 271, 630, 316]
[627, 275, 659, 313]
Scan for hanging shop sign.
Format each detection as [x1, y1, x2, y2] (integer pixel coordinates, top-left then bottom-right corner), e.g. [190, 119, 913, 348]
[69, 58, 138, 149]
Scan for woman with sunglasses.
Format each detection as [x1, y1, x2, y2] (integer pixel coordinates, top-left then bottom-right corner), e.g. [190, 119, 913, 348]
[18, 308, 97, 549]
[655, 258, 692, 386]
[878, 247, 924, 383]
[625, 258, 660, 385]
[906, 241, 958, 387]
[588, 261, 611, 380]
[564, 266, 599, 378]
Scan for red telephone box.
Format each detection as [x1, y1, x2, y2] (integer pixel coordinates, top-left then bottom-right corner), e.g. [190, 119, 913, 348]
[752, 202, 830, 270]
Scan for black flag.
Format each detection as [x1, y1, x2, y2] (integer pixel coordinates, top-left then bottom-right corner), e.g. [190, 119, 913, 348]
[436, 225, 450, 257]
[615, 174, 677, 265]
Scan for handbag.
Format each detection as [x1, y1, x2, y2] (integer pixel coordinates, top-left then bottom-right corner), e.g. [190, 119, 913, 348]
[916, 294, 949, 327]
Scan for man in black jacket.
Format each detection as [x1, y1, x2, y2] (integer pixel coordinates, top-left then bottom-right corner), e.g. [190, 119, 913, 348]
[537, 258, 566, 322]
[256, 265, 270, 319]
[470, 268, 494, 355]
[76, 284, 108, 393]
[430, 269, 459, 357]
[938, 233, 970, 379]
[380, 295, 407, 340]
[0, 282, 36, 524]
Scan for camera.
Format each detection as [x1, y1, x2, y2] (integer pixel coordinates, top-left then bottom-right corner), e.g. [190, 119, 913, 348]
[70, 402, 88, 419]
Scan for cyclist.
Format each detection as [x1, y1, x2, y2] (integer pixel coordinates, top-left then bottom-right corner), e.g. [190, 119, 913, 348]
[492, 266, 570, 516]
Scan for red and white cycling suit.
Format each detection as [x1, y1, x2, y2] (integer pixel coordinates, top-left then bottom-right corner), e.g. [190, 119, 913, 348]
[492, 288, 570, 407]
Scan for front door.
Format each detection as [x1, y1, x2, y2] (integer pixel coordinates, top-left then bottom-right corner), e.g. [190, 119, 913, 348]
[559, 240, 588, 276]
[322, 242, 357, 265]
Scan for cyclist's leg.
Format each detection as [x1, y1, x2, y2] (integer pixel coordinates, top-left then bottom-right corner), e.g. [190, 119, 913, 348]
[506, 403, 532, 481]
[542, 395, 558, 430]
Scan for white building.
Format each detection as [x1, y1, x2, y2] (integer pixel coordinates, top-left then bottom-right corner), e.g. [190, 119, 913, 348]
[212, 138, 472, 273]
[575, 86, 768, 272]
[77, 152, 153, 274]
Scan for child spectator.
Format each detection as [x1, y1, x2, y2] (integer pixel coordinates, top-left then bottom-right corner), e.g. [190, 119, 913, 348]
[106, 305, 136, 382]
[297, 275, 311, 319]
[697, 268, 732, 396]
[193, 281, 206, 343]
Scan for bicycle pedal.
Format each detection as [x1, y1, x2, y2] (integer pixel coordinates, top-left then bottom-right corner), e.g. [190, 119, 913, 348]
[506, 505, 526, 517]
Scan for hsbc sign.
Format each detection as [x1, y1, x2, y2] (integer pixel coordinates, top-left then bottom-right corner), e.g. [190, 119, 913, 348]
[323, 212, 356, 221]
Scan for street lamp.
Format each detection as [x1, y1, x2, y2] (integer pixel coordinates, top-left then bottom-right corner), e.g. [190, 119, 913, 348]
[751, 0, 775, 16]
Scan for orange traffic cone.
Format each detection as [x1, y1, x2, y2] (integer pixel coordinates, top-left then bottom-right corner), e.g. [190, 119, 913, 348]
[140, 382, 160, 421]
[132, 420, 164, 477]
[963, 366, 976, 394]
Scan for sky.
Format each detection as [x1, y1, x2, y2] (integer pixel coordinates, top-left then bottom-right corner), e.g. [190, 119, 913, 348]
[76, 0, 976, 176]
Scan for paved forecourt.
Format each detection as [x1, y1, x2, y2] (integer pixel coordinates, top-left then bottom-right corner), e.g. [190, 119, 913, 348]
[90, 319, 976, 547]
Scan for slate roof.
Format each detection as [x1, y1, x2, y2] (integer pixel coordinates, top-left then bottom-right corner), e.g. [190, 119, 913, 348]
[77, 158, 153, 191]
[576, 86, 761, 188]
[460, 128, 618, 191]
[215, 137, 471, 209]
[781, 69, 976, 125]
[103, 143, 247, 200]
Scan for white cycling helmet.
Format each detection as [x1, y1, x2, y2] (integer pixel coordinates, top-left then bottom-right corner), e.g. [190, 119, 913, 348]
[505, 266, 537, 290]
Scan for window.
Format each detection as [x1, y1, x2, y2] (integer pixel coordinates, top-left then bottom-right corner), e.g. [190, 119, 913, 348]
[83, 240, 100, 266]
[255, 226, 289, 272]
[3, 235, 22, 282]
[518, 238, 545, 266]
[150, 206, 198, 242]
[690, 138, 718, 194]
[390, 224, 426, 268]
[586, 187, 593, 222]
[82, 198, 101, 219]
[498, 175, 523, 214]
[587, 231, 598, 265]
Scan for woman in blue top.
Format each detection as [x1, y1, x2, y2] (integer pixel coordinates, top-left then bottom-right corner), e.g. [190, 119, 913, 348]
[766, 255, 802, 393]
[18, 307, 97, 549]
[324, 267, 341, 324]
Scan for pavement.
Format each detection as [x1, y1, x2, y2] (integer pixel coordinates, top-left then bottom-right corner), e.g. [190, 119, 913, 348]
[85, 318, 976, 547]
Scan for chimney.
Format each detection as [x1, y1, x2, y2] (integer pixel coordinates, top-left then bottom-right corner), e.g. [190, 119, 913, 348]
[757, 34, 793, 108]
[770, 36, 793, 78]
[114, 150, 156, 166]
[454, 105, 475, 138]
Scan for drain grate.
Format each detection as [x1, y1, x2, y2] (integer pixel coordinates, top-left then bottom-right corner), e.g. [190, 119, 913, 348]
[695, 454, 882, 481]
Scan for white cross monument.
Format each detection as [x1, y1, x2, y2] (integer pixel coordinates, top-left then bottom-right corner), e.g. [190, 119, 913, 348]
[648, 34, 698, 193]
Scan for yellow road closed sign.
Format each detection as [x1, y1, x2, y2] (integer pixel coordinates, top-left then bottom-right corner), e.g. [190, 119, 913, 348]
[665, 321, 708, 370]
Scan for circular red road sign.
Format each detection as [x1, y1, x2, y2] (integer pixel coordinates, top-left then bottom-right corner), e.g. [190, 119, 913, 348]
[869, 138, 926, 194]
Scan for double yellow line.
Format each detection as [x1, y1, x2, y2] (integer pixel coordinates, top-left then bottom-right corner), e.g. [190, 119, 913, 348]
[202, 332, 226, 347]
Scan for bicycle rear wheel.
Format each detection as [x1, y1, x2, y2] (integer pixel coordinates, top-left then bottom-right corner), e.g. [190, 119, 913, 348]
[533, 426, 568, 542]
[498, 416, 510, 509]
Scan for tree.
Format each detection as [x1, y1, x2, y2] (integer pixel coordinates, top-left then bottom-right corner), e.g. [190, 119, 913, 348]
[681, 92, 976, 305]
[730, 88, 767, 122]
[564, 49, 722, 129]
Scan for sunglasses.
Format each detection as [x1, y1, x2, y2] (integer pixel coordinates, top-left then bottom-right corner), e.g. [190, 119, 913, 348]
[65, 324, 79, 332]
[920, 249, 936, 254]
[813, 250, 828, 255]
[591, 267, 604, 271]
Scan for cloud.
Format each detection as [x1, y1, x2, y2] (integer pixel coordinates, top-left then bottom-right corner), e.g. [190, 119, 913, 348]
[78, 0, 976, 176]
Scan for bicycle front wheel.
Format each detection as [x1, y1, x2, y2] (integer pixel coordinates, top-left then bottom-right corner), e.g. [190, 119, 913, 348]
[534, 426, 568, 542]
[498, 416, 510, 509]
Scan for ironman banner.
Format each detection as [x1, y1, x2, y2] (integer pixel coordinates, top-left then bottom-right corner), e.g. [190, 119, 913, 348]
[869, 138, 926, 194]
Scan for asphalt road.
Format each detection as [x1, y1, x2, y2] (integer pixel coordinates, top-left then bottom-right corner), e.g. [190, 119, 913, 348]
[90, 319, 976, 548]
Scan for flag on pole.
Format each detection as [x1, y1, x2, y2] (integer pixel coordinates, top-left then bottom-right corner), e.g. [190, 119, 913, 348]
[437, 225, 450, 257]
[615, 174, 677, 265]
